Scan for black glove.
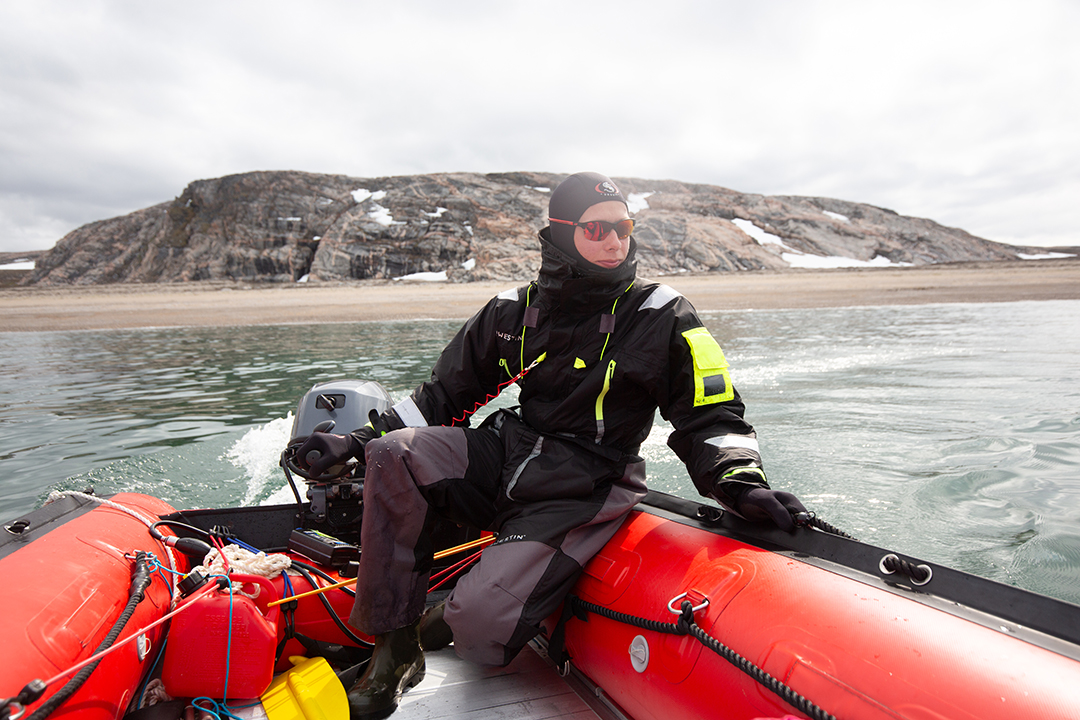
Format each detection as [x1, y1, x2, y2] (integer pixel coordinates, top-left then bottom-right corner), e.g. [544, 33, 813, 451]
[737, 486, 807, 532]
[296, 409, 395, 478]
[297, 429, 372, 478]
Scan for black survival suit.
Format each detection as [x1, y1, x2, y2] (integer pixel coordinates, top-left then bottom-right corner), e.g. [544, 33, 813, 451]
[349, 230, 768, 665]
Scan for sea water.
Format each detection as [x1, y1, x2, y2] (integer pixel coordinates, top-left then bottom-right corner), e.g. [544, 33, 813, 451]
[2, 300, 1078, 604]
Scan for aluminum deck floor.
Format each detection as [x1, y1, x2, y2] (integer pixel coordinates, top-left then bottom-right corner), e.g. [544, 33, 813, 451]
[395, 642, 619, 720]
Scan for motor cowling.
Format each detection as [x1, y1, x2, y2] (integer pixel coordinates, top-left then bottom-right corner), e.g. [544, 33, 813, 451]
[283, 379, 394, 483]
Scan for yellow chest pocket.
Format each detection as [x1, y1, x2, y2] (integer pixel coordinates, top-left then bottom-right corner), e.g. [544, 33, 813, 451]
[682, 327, 734, 406]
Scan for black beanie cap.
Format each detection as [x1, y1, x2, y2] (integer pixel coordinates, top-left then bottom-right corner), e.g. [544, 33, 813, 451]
[547, 172, 628, 258]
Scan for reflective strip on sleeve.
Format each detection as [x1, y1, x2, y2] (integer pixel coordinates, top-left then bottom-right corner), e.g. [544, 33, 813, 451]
[497, 287, 519, 301]
[705, 435, 760, 452]
[722, 466, 766, 482]
[392, 397, 428, 427]
[640, 284, 682, 311]
[681, 327, 734, 406]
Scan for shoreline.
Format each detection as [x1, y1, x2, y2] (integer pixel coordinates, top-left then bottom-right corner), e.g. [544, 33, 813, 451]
[1, 259, 1078, 333]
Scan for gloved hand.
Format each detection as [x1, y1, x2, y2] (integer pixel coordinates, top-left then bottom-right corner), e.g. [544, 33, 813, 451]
[737, 486, 807, 532]
[297, 428, 373, 478]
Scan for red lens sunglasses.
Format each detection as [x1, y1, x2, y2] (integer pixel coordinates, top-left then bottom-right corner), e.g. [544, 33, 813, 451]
[550, 217, 636, 242]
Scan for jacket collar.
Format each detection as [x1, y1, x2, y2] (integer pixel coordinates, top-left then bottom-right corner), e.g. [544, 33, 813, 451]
[535, 227, 637, 316]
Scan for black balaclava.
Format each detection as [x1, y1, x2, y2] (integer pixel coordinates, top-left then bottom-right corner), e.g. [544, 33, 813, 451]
[547, 172, 628, 268]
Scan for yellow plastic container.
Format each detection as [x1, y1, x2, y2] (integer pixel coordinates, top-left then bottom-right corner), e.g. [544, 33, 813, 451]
[260, 656, 348, 720]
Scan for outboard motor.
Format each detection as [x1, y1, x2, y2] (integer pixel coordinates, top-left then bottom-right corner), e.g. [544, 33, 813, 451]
[282, 380, 393, 525]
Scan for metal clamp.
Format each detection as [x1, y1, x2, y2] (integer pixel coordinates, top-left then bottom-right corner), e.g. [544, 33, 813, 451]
[5, 701, 26, 720]
[667, 592, 710, 615]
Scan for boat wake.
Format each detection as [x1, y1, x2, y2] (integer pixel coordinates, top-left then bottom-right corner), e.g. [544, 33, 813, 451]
[223, 414, 296, 506]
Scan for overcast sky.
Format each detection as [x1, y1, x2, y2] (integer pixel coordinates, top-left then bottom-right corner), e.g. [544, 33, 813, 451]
[2, 0, 1077, 254]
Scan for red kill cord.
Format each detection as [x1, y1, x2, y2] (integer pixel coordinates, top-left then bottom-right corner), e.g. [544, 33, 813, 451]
[449, 354, 545, 426]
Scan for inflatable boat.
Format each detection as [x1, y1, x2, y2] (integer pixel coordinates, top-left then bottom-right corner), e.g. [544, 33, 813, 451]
[4, 382, 1080, 720]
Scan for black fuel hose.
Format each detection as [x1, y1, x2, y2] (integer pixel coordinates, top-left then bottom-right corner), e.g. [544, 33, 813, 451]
[148, 521, 214, 559]
[25, 552, 155, 720]
[288, 560, 371, 648]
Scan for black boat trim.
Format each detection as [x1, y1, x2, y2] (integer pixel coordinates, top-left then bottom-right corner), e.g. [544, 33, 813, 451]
[639, 490, 1080, 662]
[0, 494, 98, 562]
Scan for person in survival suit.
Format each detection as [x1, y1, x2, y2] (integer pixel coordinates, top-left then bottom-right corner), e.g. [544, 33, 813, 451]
[297, 171, 807, 718]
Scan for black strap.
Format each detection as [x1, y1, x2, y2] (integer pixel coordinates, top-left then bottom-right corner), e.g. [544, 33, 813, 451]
[546, 600, 580, 668]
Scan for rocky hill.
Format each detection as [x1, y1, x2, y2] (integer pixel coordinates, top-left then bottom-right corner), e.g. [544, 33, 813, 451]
[24, 171, 1032, 286]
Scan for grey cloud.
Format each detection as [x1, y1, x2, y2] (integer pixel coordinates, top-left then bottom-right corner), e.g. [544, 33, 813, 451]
[2, 0, 1078, 252]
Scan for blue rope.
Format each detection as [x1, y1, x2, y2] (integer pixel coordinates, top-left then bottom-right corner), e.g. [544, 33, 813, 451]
[192, 697, 260, 720]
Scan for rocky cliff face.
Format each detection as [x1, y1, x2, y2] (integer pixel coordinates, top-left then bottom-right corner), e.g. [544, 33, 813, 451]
[25, 170, 1027, 286]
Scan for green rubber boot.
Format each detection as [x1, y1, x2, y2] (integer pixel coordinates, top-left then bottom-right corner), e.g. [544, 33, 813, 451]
[418, 601, 453, 651]
[347, 620, 425, 719]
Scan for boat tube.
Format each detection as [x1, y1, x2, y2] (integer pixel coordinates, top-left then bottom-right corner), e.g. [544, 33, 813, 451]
[5, 378, 1080, 720]
[546, 491, 1080, 720]
[1, 493, 180, 720]
[6, 487, 1080, 720]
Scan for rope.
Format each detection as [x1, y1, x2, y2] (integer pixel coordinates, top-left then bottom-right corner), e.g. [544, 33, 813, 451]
[139, 678, 172, 709]
[573, 598, 685, 636]
[265, 534, 494, 608]
[194, 543, 292, 580]
[565, 596, 837, 720]
[45, 491, 181, 603]
[24, 554, 156, 720]
[796, 513, 934, 587]
[807, 514, 856, 540]
[880, 554, 932, 585]
[434, 534, 494, 560]
[684, 620, 835, 720]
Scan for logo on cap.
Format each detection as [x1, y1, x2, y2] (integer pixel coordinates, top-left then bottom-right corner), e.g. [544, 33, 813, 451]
[596, 181, 620, 196]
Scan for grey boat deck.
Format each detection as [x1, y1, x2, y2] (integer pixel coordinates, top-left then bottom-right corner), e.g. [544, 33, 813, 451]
[396, 641, 621, 720]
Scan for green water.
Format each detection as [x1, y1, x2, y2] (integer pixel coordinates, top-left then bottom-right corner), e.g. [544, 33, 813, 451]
[2, 300, 1079, 604]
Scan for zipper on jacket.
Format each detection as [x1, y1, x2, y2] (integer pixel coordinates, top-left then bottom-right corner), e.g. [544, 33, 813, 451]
[594, 359, 617, 444]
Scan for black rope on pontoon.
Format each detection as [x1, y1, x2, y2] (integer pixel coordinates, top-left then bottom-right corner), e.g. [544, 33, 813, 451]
[792, 510, 856, 540]
[880, 553, 932, 585]
[556, 596, 838, 720]
[24, 553, 155, 720]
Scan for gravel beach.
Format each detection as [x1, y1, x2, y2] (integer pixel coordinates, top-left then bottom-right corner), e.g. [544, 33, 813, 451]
[2, 259, 1077, 333]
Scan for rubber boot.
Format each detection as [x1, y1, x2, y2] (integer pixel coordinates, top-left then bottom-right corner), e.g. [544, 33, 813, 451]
[418, 601, 453, 651]
[347, 620, 425, 719]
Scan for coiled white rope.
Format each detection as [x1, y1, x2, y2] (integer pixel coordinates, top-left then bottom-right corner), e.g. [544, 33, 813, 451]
[194, 544, 292, 585]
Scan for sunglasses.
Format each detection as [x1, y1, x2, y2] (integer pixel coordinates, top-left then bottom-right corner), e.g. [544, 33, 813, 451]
[550, 217, 636, 242]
